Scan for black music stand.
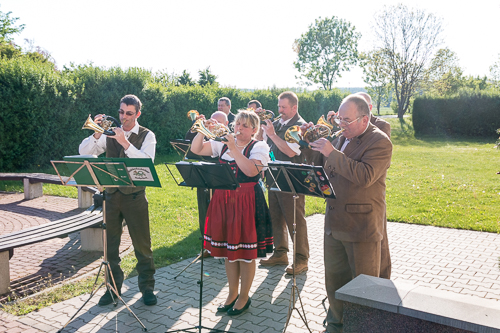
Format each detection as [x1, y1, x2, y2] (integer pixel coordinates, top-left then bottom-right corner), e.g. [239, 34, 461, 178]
[170, 140, 217, 278]
[267, 161, 335, 333]
[51, 156, 161, 333]
[165, 161, 239, 333]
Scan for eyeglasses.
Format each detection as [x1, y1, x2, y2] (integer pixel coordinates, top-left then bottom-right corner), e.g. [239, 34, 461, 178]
[118, 110, 136, 116]
[335, 116, 361, 126]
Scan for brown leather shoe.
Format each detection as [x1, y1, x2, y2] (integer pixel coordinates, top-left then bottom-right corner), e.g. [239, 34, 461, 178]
[285, 262, 308, 275]
[260, 254, 289, 266]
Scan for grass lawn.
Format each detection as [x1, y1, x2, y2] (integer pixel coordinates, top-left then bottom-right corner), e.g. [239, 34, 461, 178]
[1, 114, 500, 314]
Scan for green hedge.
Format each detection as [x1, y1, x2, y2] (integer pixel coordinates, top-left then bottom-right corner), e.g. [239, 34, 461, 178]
[0, 58, 344, 171]
[413, 94, 500, 138]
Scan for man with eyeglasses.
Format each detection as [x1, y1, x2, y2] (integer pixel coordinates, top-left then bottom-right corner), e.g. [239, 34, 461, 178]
[79, 94, 158, 306]
[301, 95, 392, 333]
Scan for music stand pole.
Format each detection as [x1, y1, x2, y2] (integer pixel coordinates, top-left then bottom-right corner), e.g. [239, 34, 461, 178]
[52, 158, 151, 332]
[166, 163, 236, 333]
[279, 167, 312, 333]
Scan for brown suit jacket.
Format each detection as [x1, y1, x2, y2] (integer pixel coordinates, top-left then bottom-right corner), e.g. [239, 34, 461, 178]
[323, 123, 392, 242]
[370, 114, 391, 138]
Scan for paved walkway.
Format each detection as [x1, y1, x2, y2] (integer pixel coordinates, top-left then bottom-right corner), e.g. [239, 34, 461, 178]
[1, 194, 500, 332]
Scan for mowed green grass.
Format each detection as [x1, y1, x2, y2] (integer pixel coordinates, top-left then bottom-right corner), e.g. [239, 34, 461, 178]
[2, 115, 500, 314]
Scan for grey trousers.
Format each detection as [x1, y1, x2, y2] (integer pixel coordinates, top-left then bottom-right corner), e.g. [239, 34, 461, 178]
[268, 191, 309, 264]
[324, 233, 381, 333]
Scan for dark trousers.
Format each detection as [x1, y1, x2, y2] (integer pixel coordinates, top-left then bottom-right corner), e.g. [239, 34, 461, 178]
[105, 190, 155, 293]
[268, 191, 309, 263]
[324, 233, 381, 333]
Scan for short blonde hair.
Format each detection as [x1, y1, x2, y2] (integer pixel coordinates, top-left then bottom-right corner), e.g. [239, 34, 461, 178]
[235, 109, 260, 136]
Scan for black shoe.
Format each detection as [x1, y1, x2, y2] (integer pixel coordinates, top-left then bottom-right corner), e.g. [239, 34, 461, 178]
[142, 290, 157, 306]
[227, 298, 251, 316]
[98, 289, 121, 306]
[217, 295, 238, 312]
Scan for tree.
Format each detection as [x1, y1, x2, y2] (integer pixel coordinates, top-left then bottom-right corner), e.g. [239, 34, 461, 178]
[490, 54, 500, 90]
[0, 6, 25, 43]
[422, 48, 463, 96]
[373, 4, 443, 118]
[359, 50, 391, 115]
[293, 16, 361, 90]
[198, 66, 217, 86]
[177, 70, 195, 86]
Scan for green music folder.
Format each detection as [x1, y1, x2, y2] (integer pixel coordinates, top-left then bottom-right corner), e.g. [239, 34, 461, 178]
[52, 155, 161, 188]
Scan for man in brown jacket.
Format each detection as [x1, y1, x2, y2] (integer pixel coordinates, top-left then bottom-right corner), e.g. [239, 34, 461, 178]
[305, 95, 392, 333]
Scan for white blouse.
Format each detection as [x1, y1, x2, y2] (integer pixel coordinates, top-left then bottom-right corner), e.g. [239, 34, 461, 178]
[210, 140, 270, 166]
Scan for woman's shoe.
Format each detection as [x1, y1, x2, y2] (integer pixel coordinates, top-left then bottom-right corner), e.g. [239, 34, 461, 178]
[217, 295, 238, 312]
[227, 297, 251, 316]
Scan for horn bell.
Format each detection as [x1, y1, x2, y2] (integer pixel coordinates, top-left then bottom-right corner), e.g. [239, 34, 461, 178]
[82, 115, 106, 134]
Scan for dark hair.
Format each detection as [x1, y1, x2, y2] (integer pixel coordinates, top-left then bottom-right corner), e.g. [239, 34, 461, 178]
[278, 91, 298, 107]
[247, 100, 262, 108]
[218, 97, 231, 107]
[120, 94, 142, 113]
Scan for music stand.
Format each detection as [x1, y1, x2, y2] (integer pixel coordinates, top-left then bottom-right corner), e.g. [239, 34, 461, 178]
[267, 161, 335, 333]
[165, 161, 239, 333]
[51, 156, 161, 333]
[170, 140, 217, 278]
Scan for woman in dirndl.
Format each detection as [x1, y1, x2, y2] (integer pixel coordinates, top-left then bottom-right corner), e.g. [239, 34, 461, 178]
[190, 109, 273, 316]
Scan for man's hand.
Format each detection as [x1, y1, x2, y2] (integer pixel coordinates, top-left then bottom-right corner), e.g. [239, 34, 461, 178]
[327, 110, 338, 125]
[310, 138, 335, 157]
[261, 119, 276, 137]
[108, 127, 131, 150]
[92, 114, 105, 139]
[299, 122, 315, 137]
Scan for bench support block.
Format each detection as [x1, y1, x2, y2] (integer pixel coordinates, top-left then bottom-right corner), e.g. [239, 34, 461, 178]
[80, 228, 103, 251]
[0, 251, 10, 295]
[23, 179, 43, 200]
[78, 188, 93, 209]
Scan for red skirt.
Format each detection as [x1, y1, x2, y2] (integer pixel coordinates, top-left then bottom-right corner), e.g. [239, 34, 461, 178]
[204, 183, 260, 261]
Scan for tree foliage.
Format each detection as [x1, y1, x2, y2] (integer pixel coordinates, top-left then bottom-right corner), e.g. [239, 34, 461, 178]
[359, 50, 391, 115]
[198, 66, 217, 86]
[373, 4, 443, 118]
[177, 70, 195, 86]
[0, 6, 25, 43]
[293, 16, 360, 90]
[422, 48, 464, 96]
[490, 54, 500, 90]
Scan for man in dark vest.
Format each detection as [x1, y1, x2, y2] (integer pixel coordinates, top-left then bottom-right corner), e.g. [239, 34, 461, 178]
[79, 94, 157, 306]
[260, 91, 309, 275]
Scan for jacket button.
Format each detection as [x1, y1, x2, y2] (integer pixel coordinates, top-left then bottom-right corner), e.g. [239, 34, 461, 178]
[328, 166, 331, 169]
[329, 206, 333, 210]
[330, 172, 334, 178]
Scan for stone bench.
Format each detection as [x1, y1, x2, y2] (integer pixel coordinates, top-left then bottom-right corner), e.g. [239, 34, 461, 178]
[0, 205, 104, 295]
[336, 274, 500, 333]
[0, 172, 97, 208]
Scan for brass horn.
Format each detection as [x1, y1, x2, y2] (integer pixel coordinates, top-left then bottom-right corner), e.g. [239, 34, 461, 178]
[82, 114, 119, 136]
[255, 109, 276, 124]
[187, 110, 199, 121]
[190, 118, 231, 142]
[284, 124, 346, 149]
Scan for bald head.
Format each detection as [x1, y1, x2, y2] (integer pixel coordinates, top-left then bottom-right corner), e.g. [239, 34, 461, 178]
[211, 111, 228, 125]
[355, 92, 373, 112]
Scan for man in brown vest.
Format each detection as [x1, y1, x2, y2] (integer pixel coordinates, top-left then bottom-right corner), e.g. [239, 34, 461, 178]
[260, 91, 309, 275]
[79, 94, 157, 306]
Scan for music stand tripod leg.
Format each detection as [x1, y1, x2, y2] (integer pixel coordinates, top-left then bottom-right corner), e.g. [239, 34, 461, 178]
[58, 190, 148, 332]
[282, 189, 312, 333]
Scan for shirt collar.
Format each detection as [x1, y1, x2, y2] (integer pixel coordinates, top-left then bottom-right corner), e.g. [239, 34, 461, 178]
[125, 121, 140, 135]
